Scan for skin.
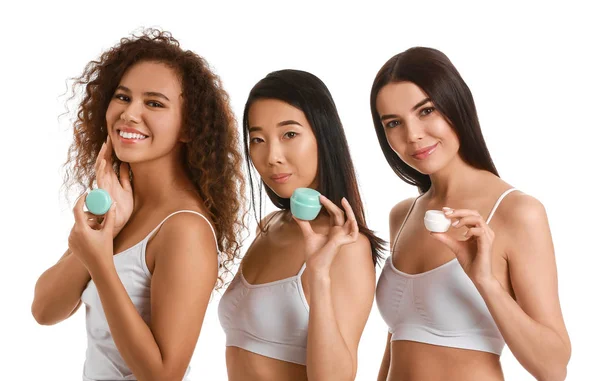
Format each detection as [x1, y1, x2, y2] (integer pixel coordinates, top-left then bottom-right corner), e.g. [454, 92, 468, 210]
[375, 82, 571, 381]
[32, 61, 217, 381]
[225, 98, 375, 381]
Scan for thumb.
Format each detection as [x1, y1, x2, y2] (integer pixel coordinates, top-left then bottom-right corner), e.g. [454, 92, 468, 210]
[102, 202, 117, 232]
[292, 216, 314, 239]
[429, 232, 462, 256]
[119, 162, 132, 192]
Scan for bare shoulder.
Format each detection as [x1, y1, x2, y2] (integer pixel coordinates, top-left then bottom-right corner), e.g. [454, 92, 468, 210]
[495, 191, 549, 228]
[152, 211, 218, 257]
[256, 210, 281, 234]
[333, 233, 374, 273]
[390, 198, 417, 225]
[389, 197, 417, 239]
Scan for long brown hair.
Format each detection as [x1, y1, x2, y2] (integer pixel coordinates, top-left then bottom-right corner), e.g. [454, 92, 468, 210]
[63, 28, 245, 289]
[370, 47, 499, 193]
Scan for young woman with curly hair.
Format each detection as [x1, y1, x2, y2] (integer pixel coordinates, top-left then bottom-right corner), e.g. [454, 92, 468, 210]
[31, 29, 245, 381]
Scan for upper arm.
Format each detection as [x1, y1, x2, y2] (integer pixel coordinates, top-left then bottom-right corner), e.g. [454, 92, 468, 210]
[389, 198, 416, 252]
[329, 234, 376, 376]
[150, 213, 219, 379]
[503, 194, 571, 353]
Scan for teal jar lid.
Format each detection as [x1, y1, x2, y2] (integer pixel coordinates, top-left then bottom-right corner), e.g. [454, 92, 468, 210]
[291, 188, 321, 206]
[85, 189, 112, 216]
[291, 188, 322, 221]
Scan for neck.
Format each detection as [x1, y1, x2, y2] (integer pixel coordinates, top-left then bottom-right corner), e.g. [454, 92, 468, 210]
[426, 155, 496, 203]
[129, 148, 197, 210]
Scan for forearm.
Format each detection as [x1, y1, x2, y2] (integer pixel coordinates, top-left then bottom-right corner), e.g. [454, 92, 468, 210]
[306, 273, 354, 381]
[477, 278, 570, 381]
[31, 249, 91, 325]
[90, 262, 173, 381]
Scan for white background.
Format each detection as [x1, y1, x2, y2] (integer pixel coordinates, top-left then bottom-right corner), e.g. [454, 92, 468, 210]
[1, 1, 598, 380]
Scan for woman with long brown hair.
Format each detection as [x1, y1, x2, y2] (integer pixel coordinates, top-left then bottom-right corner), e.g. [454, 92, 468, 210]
[372, 47, 571, 381]
[31, 29, 245, 380]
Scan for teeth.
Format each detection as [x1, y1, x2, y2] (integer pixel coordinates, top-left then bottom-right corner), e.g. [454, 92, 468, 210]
[119, 131, 147, 140]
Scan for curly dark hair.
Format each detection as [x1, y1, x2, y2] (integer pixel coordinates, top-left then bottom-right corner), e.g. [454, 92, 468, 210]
[63, 28, 246, 289]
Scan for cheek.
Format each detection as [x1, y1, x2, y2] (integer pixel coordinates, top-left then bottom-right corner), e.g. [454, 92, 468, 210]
[105, 102, 120, 125]
[385, 130, 408, 157]
[296, 138, 318, 172]
[249, 147, 266, 172]
[151, 113, 182, 137]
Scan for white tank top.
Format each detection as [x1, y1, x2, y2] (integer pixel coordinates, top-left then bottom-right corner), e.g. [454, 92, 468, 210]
[376, 188, 517, 355]
[80, 210, 217, 381]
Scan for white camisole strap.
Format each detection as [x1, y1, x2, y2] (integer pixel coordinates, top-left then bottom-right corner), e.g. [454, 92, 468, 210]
[145, 210, 218, 249]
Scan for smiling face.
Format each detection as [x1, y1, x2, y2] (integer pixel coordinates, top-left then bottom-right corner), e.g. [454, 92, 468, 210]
[105, 60, 184, 164]
[247, 98, 319, 199]
[376, 81, 461, 175]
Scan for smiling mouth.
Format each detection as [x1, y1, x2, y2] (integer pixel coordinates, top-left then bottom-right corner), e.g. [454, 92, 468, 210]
[411, 143, 438, 159]
[117, 129, 149, 141]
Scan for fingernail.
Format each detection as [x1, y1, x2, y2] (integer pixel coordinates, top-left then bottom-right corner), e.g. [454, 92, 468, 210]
[444, 210, 453, 215]
[452, 220, 459, 226]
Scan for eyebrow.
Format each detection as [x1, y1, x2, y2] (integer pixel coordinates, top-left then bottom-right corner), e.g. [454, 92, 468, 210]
[380, 98, 432, 121]
[116, 85, 171, 102]
[249, 119, 303, 133]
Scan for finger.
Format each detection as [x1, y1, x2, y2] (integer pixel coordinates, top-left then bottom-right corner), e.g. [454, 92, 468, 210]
[341, 198, 359, 241]
[429, 232, 463, 255]
[73, 193, 90, 228]
[319, 195, 345, 226]
[464, 227, 486, 240]
[119, 162, 132, 191]
[292, 216, 314, 239]
[97, 159, 108, 188]
[101, 202, 117, 232]
[94, 142, 107, 174]
[84, 211, 104, 223]
[443, 208, 482, 219]
[452, 215, 486, 229]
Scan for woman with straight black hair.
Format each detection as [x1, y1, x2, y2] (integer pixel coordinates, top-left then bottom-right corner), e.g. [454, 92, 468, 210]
[372, 47, 571, 381]
[219, 69, 385, 381]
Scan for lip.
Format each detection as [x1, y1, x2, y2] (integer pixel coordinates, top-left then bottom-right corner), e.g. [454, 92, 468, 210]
[411, 143, 438, 160]
[270, 173, 292, 184]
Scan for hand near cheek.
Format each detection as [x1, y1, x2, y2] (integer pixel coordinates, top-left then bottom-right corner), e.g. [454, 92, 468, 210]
[68, 193, 117, 271]
[429, 207, 496, 285]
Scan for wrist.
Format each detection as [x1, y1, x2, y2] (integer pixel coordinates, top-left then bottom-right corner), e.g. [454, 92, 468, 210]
[474, 275, 502, 296]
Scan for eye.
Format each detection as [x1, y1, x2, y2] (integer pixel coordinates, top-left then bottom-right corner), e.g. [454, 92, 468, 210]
[249, 136, 264, 144]
[147, 100, 164, 108]
[283, 131, 298, 139]
[114, 93, 130, 102]
[385, 120, 401, 129]
[420, 107, 435, 116]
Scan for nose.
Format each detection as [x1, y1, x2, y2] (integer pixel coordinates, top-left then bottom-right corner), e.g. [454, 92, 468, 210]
[120, 101, 142, 124]
[405, 119, 425, 143]
[267, 141, 284, 166]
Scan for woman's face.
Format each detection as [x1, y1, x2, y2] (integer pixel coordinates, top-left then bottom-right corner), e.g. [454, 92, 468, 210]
[376, 81, 460, 175]
[105, 60, 184, 164]
[247, 98, 319, 198]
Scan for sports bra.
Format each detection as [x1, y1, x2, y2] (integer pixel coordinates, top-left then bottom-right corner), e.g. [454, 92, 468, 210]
[375, 188, 517, 355]
[218, 214, 309, 365]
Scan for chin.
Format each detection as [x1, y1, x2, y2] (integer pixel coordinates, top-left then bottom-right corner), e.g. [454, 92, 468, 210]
[265, 181, 311, 199]
[408, 160, 446, 176]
